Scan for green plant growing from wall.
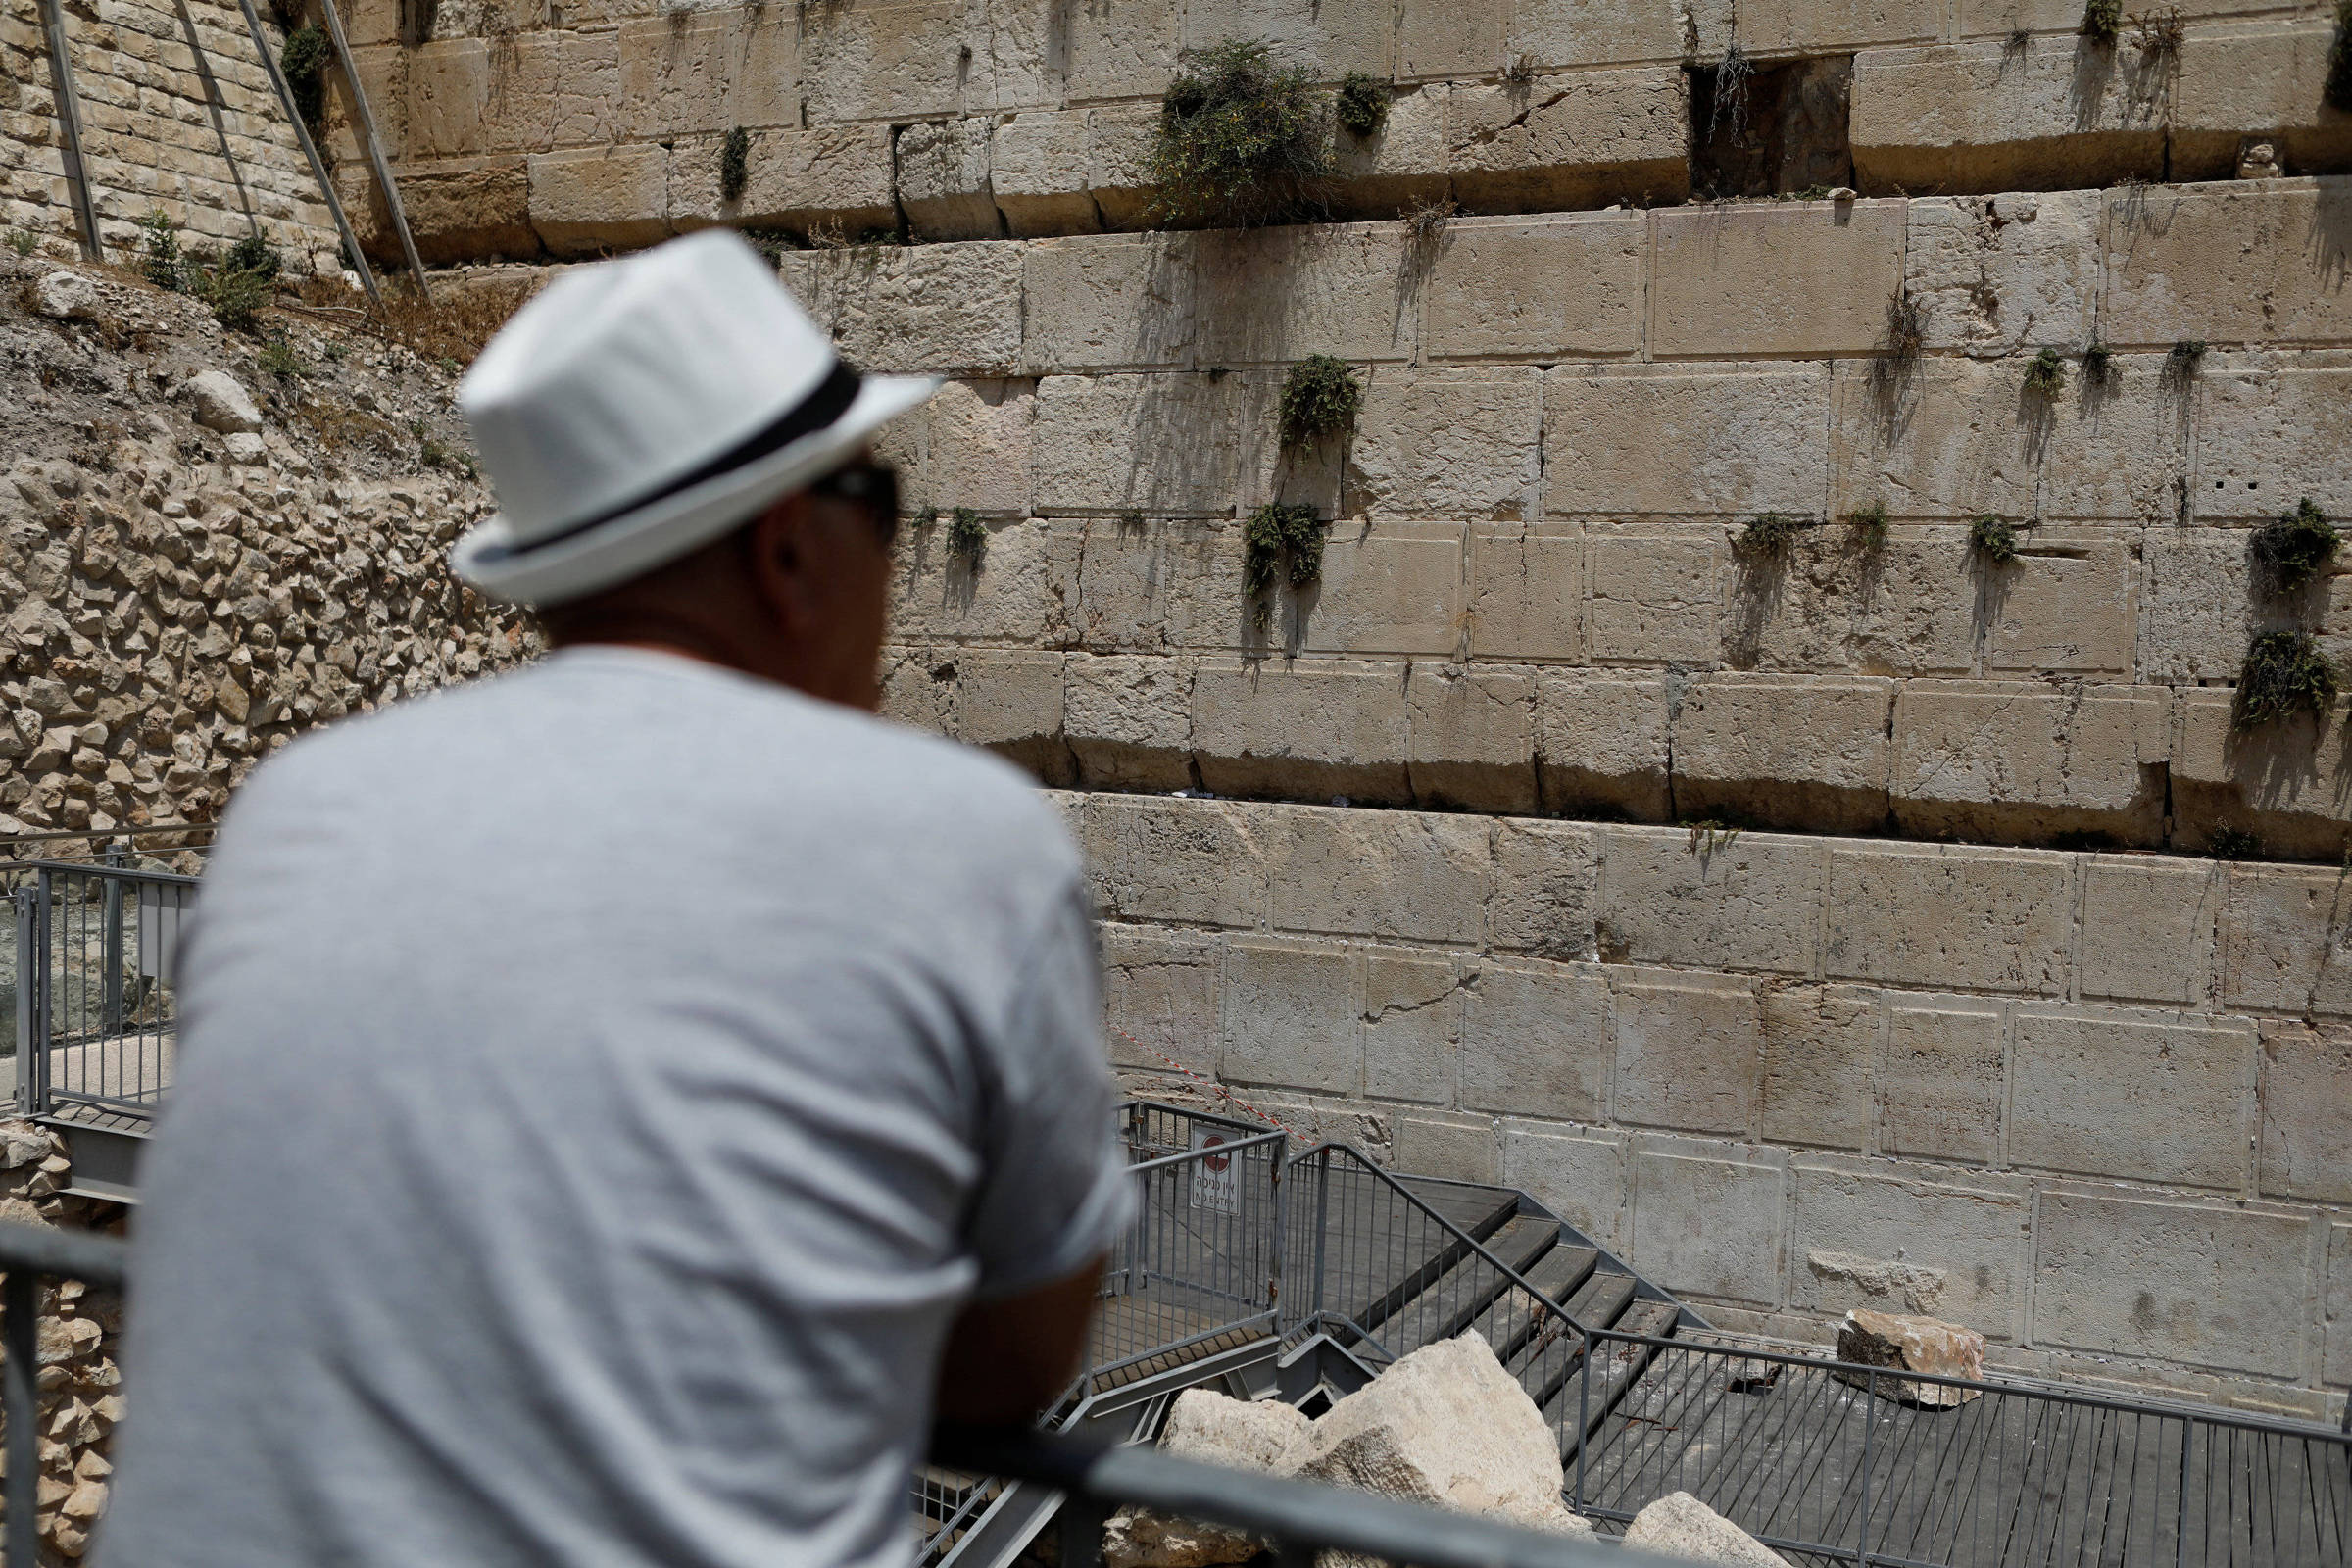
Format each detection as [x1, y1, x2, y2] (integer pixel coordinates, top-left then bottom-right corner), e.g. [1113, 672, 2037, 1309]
[1278, 355, 1361, 447]
[1971, 514, 2025, 564]
[2233, 630, 2337, 730]
[2130, 5, 2184, 57]
[280, 23, 330, 132]
[719, 126, 751, 203]
[1335, 73, 1388, 136]
[2162, 337, 2207, 394]
[1244, 501, 1324, 629]
[2023, 346, 2067, 398]
[1502, 52, 1538, 88]
[947, 507, 987, 567]
[1845, 499, 1889, 551]
[6, 230, 36, 258]
[2328, 0, 2352, 111]
[1736, 513, 1812, 559]
[2206, 824, 2263, 860]
[2081, 0, 2121, 42]
[226, 232, 282, 280]
[2082, 339, 2113, 384]
[139, 210, 185, 292]
[1148, 39, 1332, 226]
[2253, 497, 2339, 591]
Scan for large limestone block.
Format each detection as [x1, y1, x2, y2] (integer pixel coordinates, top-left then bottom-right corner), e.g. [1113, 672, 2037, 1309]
[1344, 367, 1541, 520]
[896, 119, 999, 242]
[923, 377, 1034, 516]
[1461, 956, 1611, 1118]
[2167, 688, 2352, 863]
[1624, 1492, 1788, 1565]
[2170, 24, 2352, 181]
[1405, 662, 1536, 811]
[2195, 365, 2352, 520]
[1103, 1390, 1311, 1568]
[2009, 1009, 2256, 1190]
[528, 145, 670, 254]
[1299, 521, 1467, 658]
[1613, 970, 1764, 1138]
[1502, 1125, 1630, 1252]
[368, 157, 537, 262]
[1101, 924, 1221, 1076]
[1630, 1139, 1787, 1308]
[799, 0, 964, 122]
[890, 516, 1077, 646]
[2078, 857, 2224, 1007]
[1467, 522, 1581, 662]
[1889, 682, 2168, 847]
[1363, 949, 1465, 1103]
[1065, 653, 1195, 790]
[2103, 181, 2352, 349]
[1395, 0, 1503, 80]
[1422, 214, 1643, 360]
[406, 38, 487, 159]
[1596, 825, 1824, 976]
[1825, 844, 2071, 994]
[993, 111, 1099, 237]
[688, 126, 895, 237]
[1180, 0, 1391, 77]
[1074, 794, 1268, 929]
[1851, 38, 2163, 192]
[1651, 200, 1907, 357]
[1584, 528, 1720, 662]
[1263, 804, 1493, 946]
[1486, 818, 1600, 960]
[1790, 1159, 2026, 1333]
[1544, 367, 1830, 516]
[2260, 1021, 2352, 1204]
[788, 240, 1021, 374]
[2220, 862, 2352, 1018]
[1191, 658, 1411, 804]
[1189, 223, 1416, 367]
[2327, 1224, 2352, 1390]
[2034, 1189, 2311, 1379]
[1298, 1334, 1588, 1537]
[1758, 985, 1877, 1152]
[617, 13, 735, 139]
[1222, 937, 1360, 1094]
[1507, 0, 1684, 68]
[1446, 69, 1690, 210]
[1034, 373, 1249, 516]
[1533, 669, 1669, 817]
[1881, 1001, 2004, 1165]
[1904, 191, 2099, 358]
[1835, 1309, 1985, 1407]
[730, 9, 801, 129]
[949, 648, 1070, 784]
[1326, 84, 1450, 219]
[1086, 103, 1165, 228]
[1022, 233, 1193, 371]
[1059, 0, 1177, 102]
[1072, 518, 1251, 652]
[1724, 532, 1979, 676]
[1670, 674, 1893, 832]
[1984, 537, 2143, 671]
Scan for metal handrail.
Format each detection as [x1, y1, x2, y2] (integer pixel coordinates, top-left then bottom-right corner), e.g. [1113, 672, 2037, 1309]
[929, 1422, 1668, 1568]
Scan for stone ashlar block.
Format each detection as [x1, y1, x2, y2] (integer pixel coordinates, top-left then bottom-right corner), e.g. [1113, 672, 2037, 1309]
[1362, 948, 1464, 1104]
[528, 144, 670, 256]
[1344, 366, 1542, 522]
[1421, 213, 1644, 361]
[1187, 223, 1417, 367]
[1730, 0, 1940, 53]
[1460, 956, 1612, 1121]
[1446, 69, 1690, 211]
[1396, 0, 1501, 80]
[689, 125, 895, 238]
[1325, 83, 1451, 220]
[1889, 682, 2169, 848]
[1826, 844, 2073, 995]
[1392, 1113, 1501, 1184]
[948, 648, 1070, 785]
[1180, 0, 1391, 78]
[1063, 653, 1194, 791]
[2009, 1008, 2255, 1190]
[2194, 365, 2352, 521]
[2169, 24, 2352, 182]
[2103, 180, 2352, 349]
[1033, 372, 1248, 516]
[1298, 521, 1465, 659]
[1058, 0, 1177, 103]
[1083, 103, 1161, 229]
[1405, 662, 1536, 812]
[363, 157, 536, 264]
[1221, 937, 1360, 1096]
[889, 516, 1077, 648]
[1983, 540, 2139, 674]
[1629, 1138, 1787, 1310]
[798, 0, 965, 122]
[1881, 999, 2004, 1167]
[2033, 1189, 2313, 1380]
[1533, 668, 1670, 818]
[1486, 817, 1599, 961]
[1075, 793, 1267, 930]
[1467, 522, 1580, 663]
[2170, 688, 2352, 865]
[1904, 190, 2099, 360]
[617, 13, 735, 141]
[2259, 1020, 2352, 1205]
[1190, 657, 1411, 805]
[1584, 528, 1720, 662]
[1263, 803, 1493, 946]
[1851, 38, 2165, 194]
[992, 111, 1098, 237]
[1070, 518, 1252, 653]
[1790, 1159, 2028, 1339]
[1614, 970, 1763, 1139]
[896, 118, 998, 243]
[922, 377, 1034, 517]
[1506, 0, 1683, 71]
[1732, 532, 1982, 677]
[787, 239, 1021, 374]
[1544, 367, 1831, 517]
[2221, 862, 2352, 1019]
[2329, 1222, 2352, 1390]
[1019, 233, 1192, 372]
[1670, 673, 1893, 834]
[1102, 924, 1220, 1076]
[2079, 856, 2224, 1007]
[1650, 199, 1908, 358]
[1595, 825, 1824, 977]
[1500, 1124, 1628, 1253]
[406, 38, 486, 160]
[1758, 986, 1879, 1152]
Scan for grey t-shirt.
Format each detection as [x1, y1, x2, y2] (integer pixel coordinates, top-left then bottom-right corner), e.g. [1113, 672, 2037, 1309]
[101, 647, 1132, 1568]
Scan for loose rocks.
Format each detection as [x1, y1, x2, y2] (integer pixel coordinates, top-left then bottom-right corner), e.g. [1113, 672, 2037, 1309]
[1834, 1308, 1985, 1408]
[184, 369, 263, 434]
[1103, 1390, 1311, 1568]
[32, 271, 98, 321]
[1624, 1492, 1788, 1565]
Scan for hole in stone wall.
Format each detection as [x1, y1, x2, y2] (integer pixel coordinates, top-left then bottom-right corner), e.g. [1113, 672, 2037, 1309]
[1689, 54, 1855, 199]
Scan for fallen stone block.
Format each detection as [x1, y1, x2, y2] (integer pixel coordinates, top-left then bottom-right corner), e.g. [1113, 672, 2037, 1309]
[1624, 1491, 1788, 1565]
[1834, 1307, 1984, 1408]
[32, 271, 98, 321]
[1102, 1389, 1310, 1568]
[184, 370, 262, 435]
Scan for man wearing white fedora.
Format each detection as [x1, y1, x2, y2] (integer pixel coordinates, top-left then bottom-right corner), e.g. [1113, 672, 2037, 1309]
[101, 231, 1132, 1568]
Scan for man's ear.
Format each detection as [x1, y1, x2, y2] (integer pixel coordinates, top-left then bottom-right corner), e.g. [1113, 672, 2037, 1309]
[745, 492, 811, 622]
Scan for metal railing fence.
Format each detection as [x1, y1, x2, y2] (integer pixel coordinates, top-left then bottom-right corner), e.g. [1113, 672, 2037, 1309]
[10, 859, 196, 1118]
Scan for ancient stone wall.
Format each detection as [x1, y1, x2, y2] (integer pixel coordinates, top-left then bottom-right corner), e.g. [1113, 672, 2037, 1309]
[0, 0, 346, 265]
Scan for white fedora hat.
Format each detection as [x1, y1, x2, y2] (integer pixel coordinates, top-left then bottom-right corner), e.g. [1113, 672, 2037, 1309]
[450, 229, 939, 606]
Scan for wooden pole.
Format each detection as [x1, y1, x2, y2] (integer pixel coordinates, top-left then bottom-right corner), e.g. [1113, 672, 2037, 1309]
[315, 0, 430, 301]
[228, 0, 382, 303]
[34, 0, 103, 261]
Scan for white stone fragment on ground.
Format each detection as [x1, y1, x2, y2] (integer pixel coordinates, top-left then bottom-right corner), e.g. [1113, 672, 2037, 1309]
[33, 271, 98, 320]
[223, 430, 269, 466]
[184, 368, 262, 433]
[1298, 1333, 1592, 1546]
[1623, 1492, 1788, 1565]
[1834, 1308, 1984, 1408]
[1102, 1389, 1311, 1568]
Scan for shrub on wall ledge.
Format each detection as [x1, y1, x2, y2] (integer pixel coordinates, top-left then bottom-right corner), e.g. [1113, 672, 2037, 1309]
[1244, 502, 1324, 629]
[280, 23, 329, 131]
[719, 126, 751, 203]
[2233, 630, 2338, 731]
[2253, 498, 2339, 593]
[1149, 39, 1333, 226]
[1278, 355, 1361, 447]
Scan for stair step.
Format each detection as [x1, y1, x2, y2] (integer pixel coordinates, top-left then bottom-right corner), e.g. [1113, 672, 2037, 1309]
[1509, 1270, 1638, 1405]
[1551, 1298, 1681, 1458]
[1373, 1215, 1561, 1363]
[1464, 1239, 1600, 1364]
